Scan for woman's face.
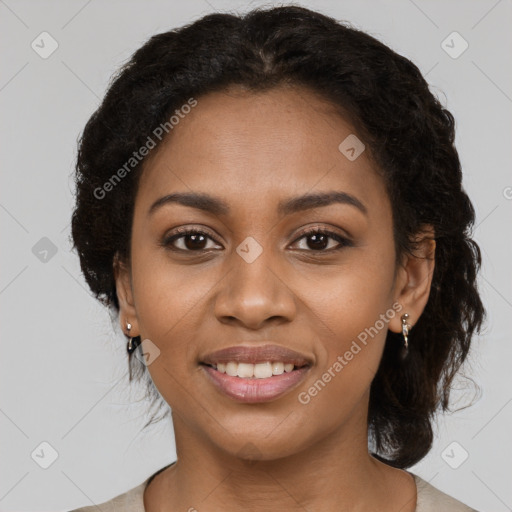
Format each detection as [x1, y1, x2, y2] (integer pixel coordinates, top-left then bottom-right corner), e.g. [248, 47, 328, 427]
[116, 85, 433, 461]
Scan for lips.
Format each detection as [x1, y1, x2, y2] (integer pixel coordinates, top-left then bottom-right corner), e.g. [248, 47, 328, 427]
[201, 364, 310, 403]
[200, 344, 313, 367]
[199, 344, 313, 403]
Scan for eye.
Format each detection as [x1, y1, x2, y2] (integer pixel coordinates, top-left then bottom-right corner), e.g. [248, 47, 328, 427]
[161, 227, 222, 252]
[161, 226, 352, 254]
[291, 227, 352, 252]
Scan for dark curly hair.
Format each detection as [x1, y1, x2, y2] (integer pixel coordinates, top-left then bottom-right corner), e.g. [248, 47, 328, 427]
[70, 4, 486, 468]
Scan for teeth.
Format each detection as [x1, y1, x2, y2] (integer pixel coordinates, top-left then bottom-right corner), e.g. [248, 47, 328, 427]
[225, 362, 238, 377]
[253, 362, 273, 379]
[211, 361, 297, 378]
[237, 362, 254, 378]
[272, 362, 285, 375]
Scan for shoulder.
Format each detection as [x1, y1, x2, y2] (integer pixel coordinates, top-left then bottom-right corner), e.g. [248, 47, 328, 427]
[412, 473, 480, 512]
[67, 479, 149, 512]
[67, 462, 175, 512]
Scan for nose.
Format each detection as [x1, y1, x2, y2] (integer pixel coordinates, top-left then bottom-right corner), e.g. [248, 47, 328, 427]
[214, 249, 297, 330]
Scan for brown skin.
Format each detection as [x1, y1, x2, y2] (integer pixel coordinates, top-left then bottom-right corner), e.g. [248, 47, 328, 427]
[115, 84, 435, 512]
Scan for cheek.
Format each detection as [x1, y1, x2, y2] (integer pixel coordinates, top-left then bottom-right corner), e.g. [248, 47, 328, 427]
[130, 241, 208, 334]
[297, 249, 395, 344]
[295, 252, 396, 401]
[294, 288, 392, 428]
[129, 244, 224, 392]
[302, 294, 390, 407]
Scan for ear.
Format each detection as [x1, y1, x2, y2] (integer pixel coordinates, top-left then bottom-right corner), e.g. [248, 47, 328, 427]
[113, 252, 140, 336]
[388, 225, 436, 334]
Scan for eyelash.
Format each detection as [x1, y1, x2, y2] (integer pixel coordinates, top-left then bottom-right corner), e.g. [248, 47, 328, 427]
[161, 226, 352, 254]
[298, 227, 352, 251]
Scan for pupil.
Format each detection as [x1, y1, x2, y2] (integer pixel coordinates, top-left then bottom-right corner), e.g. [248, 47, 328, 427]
[185, 234, 206, 250]
[308, 233, 327, 250]
[182, 233, 329, 251]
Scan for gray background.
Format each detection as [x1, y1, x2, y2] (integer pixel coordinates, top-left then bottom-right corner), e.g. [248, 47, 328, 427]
[1, 0, 511, 510]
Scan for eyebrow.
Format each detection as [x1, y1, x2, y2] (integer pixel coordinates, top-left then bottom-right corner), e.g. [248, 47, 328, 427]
[148, 191, 368, 217]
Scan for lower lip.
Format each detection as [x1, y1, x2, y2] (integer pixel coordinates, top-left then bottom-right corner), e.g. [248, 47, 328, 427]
[201, 364, 310, 403]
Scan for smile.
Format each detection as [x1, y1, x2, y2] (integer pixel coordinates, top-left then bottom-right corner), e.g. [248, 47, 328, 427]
[200, 363, 310, 403]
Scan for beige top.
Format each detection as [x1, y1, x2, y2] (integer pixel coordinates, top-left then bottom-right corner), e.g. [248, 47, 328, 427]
[69, 465, 479, 512]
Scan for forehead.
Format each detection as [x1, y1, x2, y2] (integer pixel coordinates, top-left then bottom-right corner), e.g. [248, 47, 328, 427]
[136, 85, 389, 221]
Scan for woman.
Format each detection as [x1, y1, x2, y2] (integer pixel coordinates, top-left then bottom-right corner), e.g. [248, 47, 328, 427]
[69, 5, 485, 511]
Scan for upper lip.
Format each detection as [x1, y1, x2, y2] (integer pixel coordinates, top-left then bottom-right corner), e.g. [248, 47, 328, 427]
[200, 344, 313, 367]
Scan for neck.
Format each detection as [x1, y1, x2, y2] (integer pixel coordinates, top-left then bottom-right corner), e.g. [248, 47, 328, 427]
[146, 408, 417, 512]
